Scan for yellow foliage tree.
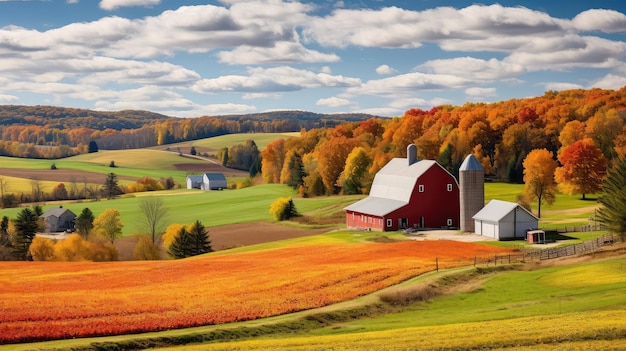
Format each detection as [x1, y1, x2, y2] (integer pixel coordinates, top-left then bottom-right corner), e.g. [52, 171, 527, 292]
[269, 197, 298, 221]
[133, 234, 161, 260]
[523, 149, 558, 218]
[93, 209, 124, 244]
[161, 223, 186, 249]
[29, 236, 55, 261]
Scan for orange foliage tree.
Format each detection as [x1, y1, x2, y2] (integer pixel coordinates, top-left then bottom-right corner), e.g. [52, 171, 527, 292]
[555, 139, 607, 199]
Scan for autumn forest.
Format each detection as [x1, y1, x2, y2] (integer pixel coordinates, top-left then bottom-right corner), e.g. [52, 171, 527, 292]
[1, 87, 626, 202]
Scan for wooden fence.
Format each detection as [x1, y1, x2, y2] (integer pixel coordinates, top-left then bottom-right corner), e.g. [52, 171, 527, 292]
[485, 234, 617, 266]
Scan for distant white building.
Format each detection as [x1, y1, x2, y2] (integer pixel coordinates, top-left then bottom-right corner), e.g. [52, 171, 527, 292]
[472, 199, 538, 240]
[186, 173, 227, 190]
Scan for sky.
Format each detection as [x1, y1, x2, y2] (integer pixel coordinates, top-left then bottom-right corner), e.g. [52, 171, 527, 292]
[0, 0, 625, 118]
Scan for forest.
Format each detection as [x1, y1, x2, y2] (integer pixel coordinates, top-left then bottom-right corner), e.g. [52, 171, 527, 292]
[259, 87, 626, 199]
[0, 106, 373, 158]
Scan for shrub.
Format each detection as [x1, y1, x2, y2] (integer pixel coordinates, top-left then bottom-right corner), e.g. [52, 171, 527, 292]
[269, 197, 299, 221]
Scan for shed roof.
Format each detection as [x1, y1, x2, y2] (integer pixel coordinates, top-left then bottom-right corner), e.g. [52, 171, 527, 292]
[459, 154, 483, 171]
[472, 199, 537, 222]
[41, 207, 75, 219]
[186, 175, 203, 181]
[343, 196, 406, 216]
[203, 173, 226, 181]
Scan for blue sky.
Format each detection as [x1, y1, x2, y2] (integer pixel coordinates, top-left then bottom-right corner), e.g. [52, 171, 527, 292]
[0, 0, 625, 118]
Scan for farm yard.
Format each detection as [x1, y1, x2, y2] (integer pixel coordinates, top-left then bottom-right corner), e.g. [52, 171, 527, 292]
[0, 132, 625, 350]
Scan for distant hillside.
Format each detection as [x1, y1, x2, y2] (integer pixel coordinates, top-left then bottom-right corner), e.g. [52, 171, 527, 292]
[0, 105, 378, 157]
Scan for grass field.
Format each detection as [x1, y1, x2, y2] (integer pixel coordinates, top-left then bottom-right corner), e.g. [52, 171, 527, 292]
[150, 132, 299, 154]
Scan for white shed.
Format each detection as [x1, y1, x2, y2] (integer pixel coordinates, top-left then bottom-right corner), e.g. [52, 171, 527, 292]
[201, 173, 227, 190]
[186, 176, 203, 189]
[472, 199, 538, 240]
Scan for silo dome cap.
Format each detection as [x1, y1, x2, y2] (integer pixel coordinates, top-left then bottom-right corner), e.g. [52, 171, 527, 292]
[460, 154, 483, 171]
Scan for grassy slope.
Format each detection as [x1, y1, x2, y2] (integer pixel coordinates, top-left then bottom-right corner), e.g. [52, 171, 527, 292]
[150, 132, 300, 153]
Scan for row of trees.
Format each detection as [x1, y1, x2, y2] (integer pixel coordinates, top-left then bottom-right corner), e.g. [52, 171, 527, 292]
[259, 88, 626, 199]
[0, 196, 213, 261]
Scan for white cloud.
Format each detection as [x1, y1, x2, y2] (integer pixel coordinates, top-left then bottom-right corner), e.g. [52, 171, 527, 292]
[348, 72, 470, 96]
[416, 57, 524, 81]
[465, 87, 496, 97]
[242, 92, 281, 100]
[99, 0, 161, 11]
[572, 9, 626, 33]
[192, 66, 360, 93]
[316, 97, 351, 107]
[543, 82, 584, 91]
[590, 74, 626, 90]
[376, 64, 398, 75]
[0, 94, 18, 103]
[217, 41, 339, 65]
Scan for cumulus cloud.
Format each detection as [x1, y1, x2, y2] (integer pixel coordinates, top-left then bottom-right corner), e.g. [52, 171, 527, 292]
[99, 0, 161, 11]
[465, 87, 496, 97]
[348, 72, 470, 96]
[376, 64, 398, 75]
[590, 73, 626, 90]
[316, 97, 351, 107]
[543, 82, 584, 91]
[416, 57, 524, 81]
[0, 94, 18, 103]
[217, 41, 339, 65]
[192, 66, 361, 93]
[572, 9, 626, 33]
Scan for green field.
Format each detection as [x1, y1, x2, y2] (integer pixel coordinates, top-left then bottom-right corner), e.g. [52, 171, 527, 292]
[150, 132, 299, 153]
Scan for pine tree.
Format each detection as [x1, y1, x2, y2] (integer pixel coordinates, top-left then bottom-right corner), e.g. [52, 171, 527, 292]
[168, 220, 212, 259]
[103, 173, 123, 199]
[14, 207, 40, 260]
[88, 140, 99, 153]
[75, 208, 95, 239]
[596, 157, 626, 239]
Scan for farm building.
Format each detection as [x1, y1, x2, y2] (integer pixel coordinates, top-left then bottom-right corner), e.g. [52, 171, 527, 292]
[40, 206, 76, 233]
[472, 199, 538, 240]
[186, 175, 203, 189]
[186, 173, 227, 190]
[344, 144, 459, 231]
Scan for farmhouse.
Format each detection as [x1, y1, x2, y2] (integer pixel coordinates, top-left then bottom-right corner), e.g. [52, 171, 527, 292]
[472, 199, 538, 240]
[186, 173, 227, 190]
[40, 206, 76, 233]
[344, 145, 459, 231]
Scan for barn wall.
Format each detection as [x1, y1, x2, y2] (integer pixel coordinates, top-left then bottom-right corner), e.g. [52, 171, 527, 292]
[397, 165, 459, 229]
[345, 211, 384, 231]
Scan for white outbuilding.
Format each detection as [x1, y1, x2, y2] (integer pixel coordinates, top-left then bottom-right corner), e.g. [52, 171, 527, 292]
[472, 199, 538, 240]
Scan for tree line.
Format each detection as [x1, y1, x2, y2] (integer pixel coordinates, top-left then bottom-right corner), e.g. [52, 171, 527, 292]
[0, 106, 373, 158]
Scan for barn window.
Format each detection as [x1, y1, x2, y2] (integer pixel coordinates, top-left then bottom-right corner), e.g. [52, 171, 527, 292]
[418, 184, 424, 192]
[447, 183, 453, 192]
[447, 218, 453, 226]
[386, 219, 392, 227]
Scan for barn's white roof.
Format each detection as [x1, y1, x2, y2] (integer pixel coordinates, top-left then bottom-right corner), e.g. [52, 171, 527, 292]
[368, 158, 436, 203]
[472, 199, 537, 222]
[345, 158, 444, 216]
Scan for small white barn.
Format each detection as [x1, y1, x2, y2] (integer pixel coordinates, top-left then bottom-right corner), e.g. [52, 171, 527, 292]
[201, 173, 227, 190]
[472, 199, 538, 240]
[186, 176, 203, 189]
[40, 206, 76, 233]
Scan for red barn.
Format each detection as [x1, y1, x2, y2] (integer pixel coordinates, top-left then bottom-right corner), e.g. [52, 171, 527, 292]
[344, 148, 459, 232]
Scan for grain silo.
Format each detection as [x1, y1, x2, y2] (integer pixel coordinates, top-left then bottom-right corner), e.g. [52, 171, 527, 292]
[459, 154, 484, 233]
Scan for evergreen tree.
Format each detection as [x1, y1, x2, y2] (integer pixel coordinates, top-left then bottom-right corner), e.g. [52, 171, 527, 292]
[88, 140, 99, 153]
[190, 146, 197, 155]
[75, 208, 95, 239]
[103, 173, 123, 199]
[597, 157, 626, 239]
[168, 220, 212, 259]
[14, 207, 40, 260]
[0, 216, 9, 246]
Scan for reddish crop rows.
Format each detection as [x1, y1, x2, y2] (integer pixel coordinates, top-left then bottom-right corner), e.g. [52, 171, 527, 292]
[0, 240, 511, 343]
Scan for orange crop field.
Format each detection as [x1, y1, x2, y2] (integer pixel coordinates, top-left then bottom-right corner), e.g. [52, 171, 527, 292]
[0, 241, 512, 343]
